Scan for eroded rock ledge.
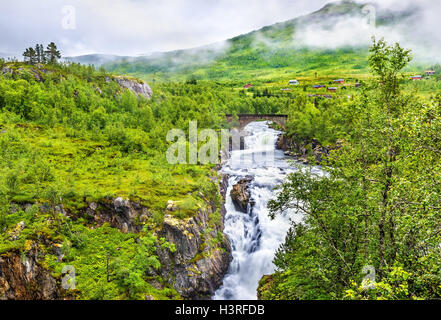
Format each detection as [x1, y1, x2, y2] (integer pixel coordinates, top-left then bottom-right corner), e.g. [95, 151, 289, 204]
[230, 177, 253, 213]
[157, 205, 231, 299]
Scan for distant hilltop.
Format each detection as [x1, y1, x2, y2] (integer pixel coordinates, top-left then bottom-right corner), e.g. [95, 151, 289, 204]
[69, 0, 422, 81]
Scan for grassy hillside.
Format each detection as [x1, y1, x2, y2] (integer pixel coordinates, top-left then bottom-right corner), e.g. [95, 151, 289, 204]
[103, 0, 417, 82]
[0, 60, 234, 299]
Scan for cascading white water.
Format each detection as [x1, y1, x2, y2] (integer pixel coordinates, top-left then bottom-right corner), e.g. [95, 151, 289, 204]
[214, 121, 312, 300]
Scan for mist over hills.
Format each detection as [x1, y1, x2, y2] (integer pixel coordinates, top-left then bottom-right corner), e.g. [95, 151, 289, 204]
[68, 0, 430, 81]
[64, 54, 131, 66]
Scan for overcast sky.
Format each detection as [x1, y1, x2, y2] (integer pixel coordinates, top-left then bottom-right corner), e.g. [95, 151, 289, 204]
[0, 0, 437, 57]
[0, 0, 341, 57]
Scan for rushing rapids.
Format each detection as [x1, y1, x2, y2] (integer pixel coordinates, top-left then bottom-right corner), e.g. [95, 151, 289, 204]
[214, 121, 322, 300]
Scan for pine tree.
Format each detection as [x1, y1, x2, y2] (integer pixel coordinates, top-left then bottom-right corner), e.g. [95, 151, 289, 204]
[29, 47, 37, 64]
[35, 44, 42, 64]
[39, 44, 46, 63]
[45, 42, 61, 64]
[23, 48, 31, 63]
[23, 47, 37, 64]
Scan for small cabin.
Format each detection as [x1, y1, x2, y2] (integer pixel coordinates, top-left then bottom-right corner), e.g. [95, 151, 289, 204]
[426, 70, 436, 75]
[327, 87, 338, 92]
[355, 83, 362, 88]
[289, 80, 300, 85]
[334, 79, 345, 84]
[313, 85, 326, 89]
[411, 75, 422, 81]
[244, 84, 253, 89]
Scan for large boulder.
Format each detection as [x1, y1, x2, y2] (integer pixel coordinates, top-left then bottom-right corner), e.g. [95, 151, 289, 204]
[230, 178, 253, 213]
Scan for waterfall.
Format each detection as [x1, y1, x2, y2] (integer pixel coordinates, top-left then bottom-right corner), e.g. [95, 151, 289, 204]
[214, 121, 312, 300]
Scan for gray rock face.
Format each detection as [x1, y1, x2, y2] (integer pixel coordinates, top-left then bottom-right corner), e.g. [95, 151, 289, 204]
[1, 66, 13, 76]
[1, 66, 43, 82]
[156, 203, 232, 299]
[115, 77, 153, 99]
[230, 178, 253, 213]
[76, 198, 151, 233]
[75, 192, 231, 299]
[219, 174, 229, 199]
[0, 249, 62, 300]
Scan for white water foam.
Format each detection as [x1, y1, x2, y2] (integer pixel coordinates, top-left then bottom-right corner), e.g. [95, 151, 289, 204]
[214, 121, 318, 300]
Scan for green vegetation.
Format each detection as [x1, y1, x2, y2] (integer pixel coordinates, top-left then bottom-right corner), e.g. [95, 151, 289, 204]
[23, 42, 61, 65]
[2, 0, 441, 300]
[264, 39, 441, 300]
[0, 58, 238, 299]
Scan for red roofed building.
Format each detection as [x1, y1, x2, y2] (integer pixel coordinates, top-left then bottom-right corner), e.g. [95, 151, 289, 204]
[244, 84, 253, 89]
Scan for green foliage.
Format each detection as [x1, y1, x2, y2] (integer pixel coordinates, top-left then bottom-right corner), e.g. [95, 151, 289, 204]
[3, 35, 441, 301]
[0, 61, 231, 299]
[23, 42, 60, 65]
[265, 39, 441, 300]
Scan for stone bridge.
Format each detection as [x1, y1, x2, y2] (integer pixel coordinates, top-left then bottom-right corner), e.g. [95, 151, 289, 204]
[226, 114, 288, 130]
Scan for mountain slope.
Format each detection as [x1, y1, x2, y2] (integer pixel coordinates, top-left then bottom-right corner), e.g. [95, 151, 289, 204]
[103, 0, 416, 82]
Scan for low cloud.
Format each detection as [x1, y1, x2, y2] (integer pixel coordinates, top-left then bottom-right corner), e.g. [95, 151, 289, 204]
[0, 0, 440, 63]
[294, 16, 375, 49]
[290, 0, 441, 63]
[0, 0, 333, 57]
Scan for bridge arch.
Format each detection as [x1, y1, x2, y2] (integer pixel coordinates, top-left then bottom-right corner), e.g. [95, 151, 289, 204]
[225, 114, 288, 130]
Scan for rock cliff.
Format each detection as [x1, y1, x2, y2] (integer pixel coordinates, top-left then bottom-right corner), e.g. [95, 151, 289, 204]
[156, 205, 231, 299]
[0, 249, 63, 300]
[1, 175, 231, 300]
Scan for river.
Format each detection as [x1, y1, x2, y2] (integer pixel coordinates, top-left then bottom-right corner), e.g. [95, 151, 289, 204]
[213, 121, 322, 300]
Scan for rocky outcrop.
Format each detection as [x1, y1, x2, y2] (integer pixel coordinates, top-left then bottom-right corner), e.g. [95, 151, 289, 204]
[4, 173, 231, 300]
[0, 250, 62, 300]
[219, 174, 229, 199]
[257, 274, 275, 300]
[156, 192, 232, 299]
[1, 66, 43, 82]
[1, 66, 13, 76]
[230, 178, 253, 213]
[115, 77, 153, 99]
[71, 197, 151, 233]
[73, 176, 231, 299]
[277, 134, 332, 164]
